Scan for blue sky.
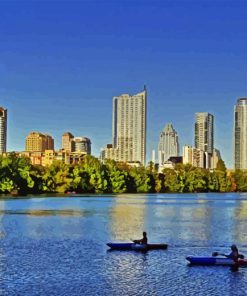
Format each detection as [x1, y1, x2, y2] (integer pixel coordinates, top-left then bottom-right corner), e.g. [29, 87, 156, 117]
[1, 0, 247, 168]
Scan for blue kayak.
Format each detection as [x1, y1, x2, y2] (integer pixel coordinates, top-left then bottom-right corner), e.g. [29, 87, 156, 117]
[107, 243, 168, 251]
[186, 256, 247, 266]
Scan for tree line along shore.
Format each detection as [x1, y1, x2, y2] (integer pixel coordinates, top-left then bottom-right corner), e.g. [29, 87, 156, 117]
[0, 153, 246, 195]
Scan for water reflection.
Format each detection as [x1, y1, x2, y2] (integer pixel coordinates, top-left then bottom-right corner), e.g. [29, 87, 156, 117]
[0, 209, 91, 216]
[109, 195, 146, 240]
[233, 200, 247, 245]
[0, 200, 5, 239]
[0, 194, 247, 295]
[105, 252, 150, 295]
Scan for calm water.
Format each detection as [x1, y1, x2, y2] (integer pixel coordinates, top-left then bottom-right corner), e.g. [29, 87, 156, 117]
[1, 193, 247, 295]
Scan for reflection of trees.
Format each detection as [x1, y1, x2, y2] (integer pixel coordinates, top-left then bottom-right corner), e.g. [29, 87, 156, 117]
[18, 200, 89, 240]
[0, 209, 88, 217]
[109, 195, 146, 241]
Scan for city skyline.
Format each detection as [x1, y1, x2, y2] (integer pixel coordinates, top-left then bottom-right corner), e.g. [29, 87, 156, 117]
[0, 95, 246, 168]
[1, 1, 247, 168]
[0, 98, 238, 169]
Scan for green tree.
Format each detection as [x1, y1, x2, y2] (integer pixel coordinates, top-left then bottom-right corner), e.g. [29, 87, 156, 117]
[215, 171, 231, 192]
[81, 155, 109, 193]
[0, 153, 35, 194]
[42, 161, 72, 193]
[232, 170, 247, 192]
[163, 168, 184, 192]
[207, 171, 219, 192]
[69, 165, 91, 192]
[216, 159, 227, 172]
[184, 168, 208, 193]
[105, 160, 129, 193]
[129, 166, 154, 193]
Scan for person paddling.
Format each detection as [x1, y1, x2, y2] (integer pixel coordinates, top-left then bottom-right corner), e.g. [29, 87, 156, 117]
[226, 244, 239, 261]
[213, 244, 243, 262]
[133, 232, 148, 245]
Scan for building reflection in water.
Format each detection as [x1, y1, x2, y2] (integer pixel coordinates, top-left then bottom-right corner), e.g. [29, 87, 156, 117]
[143, 195, 213, 245]
[109, 195, 146, 241]
[233, 199, 247, 245]
[0, 200, 6, 239]
[106, 194, 150, 294]
[0, 200, 6, 295]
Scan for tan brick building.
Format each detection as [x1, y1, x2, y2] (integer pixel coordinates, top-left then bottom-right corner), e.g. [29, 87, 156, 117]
[25, 132, 54, 152]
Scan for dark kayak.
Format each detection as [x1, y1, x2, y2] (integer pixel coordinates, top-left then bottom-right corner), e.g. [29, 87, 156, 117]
[186, 256, 247, 266]
[107, 243, 168, 251]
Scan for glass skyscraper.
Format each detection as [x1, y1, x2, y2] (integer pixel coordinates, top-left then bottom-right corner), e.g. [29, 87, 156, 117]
[0, 107, 7, 153]
[158, 123, 179, 166]
[234, 98, 247, 169]
[195, 112, 214, 154]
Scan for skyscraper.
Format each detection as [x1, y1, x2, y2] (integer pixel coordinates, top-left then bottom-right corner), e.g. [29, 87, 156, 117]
[112, 87, 147, 165]
[0, 107, 7, 153]
[195, 112, 214, 154]
[194, 112, 214, 168]
[26, 132, 54, 152]
[234, 98, 247, 169]
[158, 123, 179, 166]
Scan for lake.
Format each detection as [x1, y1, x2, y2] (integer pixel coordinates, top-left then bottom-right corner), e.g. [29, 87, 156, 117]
[0, 193, 247, 295]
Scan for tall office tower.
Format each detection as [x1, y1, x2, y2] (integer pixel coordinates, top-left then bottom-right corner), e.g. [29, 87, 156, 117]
[112, 87, 147, 165]
[158, 123, 179, 166]
[234, 98, 247, 169]
[73, 137, 91, 154]
[0, 107, 7, 153]
[195, 113, 214, 154]
[26, 132, 54, 152]
[62, 132, 74, 152]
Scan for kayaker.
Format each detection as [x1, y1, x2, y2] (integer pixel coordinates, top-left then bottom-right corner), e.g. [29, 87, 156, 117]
[133, 232, 148, 245]
[226, 244, 239, 261]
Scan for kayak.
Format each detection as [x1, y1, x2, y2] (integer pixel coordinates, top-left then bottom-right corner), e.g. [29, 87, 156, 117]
[186, 256, 247, 266]
[107, 243, 168, 251]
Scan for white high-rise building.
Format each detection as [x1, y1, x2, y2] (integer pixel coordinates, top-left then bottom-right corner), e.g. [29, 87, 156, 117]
[0, 107, 7, 153]
[234, 98, 247, 169]
[183, 145, 204, 168]
[112, 87, 147, 165]
[158, 123, 179, 166]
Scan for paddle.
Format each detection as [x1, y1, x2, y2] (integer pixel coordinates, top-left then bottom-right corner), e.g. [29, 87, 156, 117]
[130, 238, 141, 244]
[212, 251, 244, 259]
[212, 251, 226, 257]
